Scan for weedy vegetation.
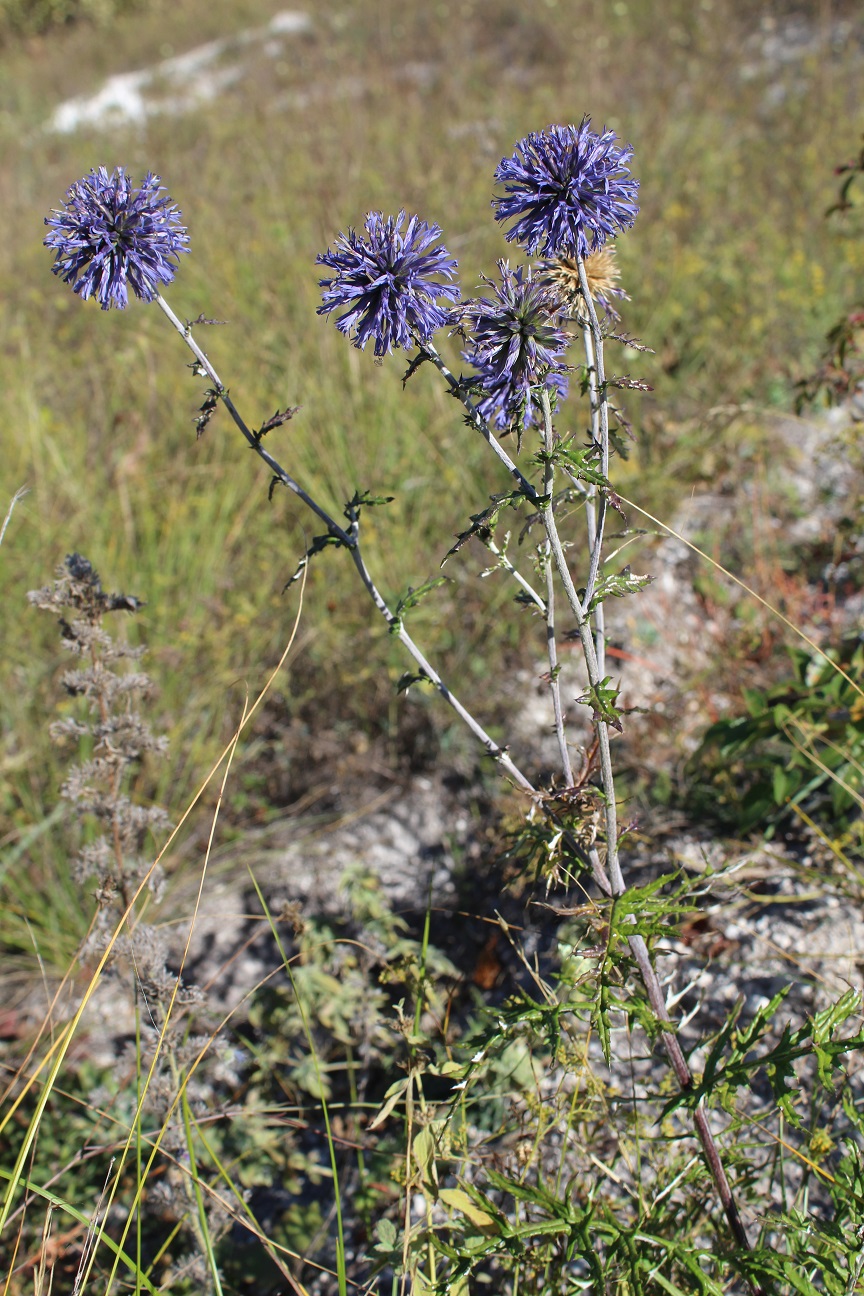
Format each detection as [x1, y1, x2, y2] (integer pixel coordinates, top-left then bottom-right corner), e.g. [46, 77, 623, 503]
[1, 1, 864, 1293]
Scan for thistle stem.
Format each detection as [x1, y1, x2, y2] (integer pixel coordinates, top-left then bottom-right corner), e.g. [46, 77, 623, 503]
[155, 294, 350, 544]
[154, 293, 534, 795]
[484, 537, 547, 612]
[539, 407, 573, 786]
[420, 340, 539, 504]
[580, 316, 607, 678]
[537, 322, 759, 1277]
[575, 256, 610, 620]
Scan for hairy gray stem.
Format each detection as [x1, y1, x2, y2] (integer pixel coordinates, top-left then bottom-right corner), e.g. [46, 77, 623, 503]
[580, 319, 607, 678]
[537, 395, 624, 890]
[575, 258, 610, 618]
[539, 292, 758, 1273]
[484, 538, 546, 612]
[627, 931, 756, 1256]
[539, 405, 573, 785]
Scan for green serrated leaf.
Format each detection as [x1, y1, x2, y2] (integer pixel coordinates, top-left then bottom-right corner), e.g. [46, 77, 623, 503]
[538, 436, 608, 487]
[585, 568, 652, 615]
[391, 577, 450, 634]
[812, 987, 861, 1042]
[282, 531, 345, 588]
[578, 676, 624, 729]
[344, 488, 395, 517]
[396, 671, 432, 693]
[444, 490, 525, 561]
[484, 1168, 573, 1218]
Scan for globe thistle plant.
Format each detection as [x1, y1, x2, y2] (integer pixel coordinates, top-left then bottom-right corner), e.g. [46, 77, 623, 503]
[44, 166, 189, 310]
[317, 210, 459, 356]
[36, 130, 760, 1275]
[493, 119, 639, 259]
[462, 260, 570, 432]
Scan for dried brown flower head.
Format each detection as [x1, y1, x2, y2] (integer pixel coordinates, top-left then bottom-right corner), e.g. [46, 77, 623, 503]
[541, 245, 626, 321]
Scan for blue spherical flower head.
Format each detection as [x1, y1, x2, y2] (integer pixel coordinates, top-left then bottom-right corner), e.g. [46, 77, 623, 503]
[463, 260, 570, 433]
[44, 167, 189, 310]
[494, 119, 639, 259]
[317, 211, 459, 357]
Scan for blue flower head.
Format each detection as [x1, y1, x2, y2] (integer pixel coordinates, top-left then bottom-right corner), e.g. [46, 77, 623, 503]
[317, 210, 459, 357]
[463, 261, 570, 433]
[44, 167, 189, 310]
[494, 119, 639, 259]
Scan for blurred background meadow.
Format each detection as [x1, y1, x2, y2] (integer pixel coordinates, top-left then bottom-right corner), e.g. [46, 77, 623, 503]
[1, 0, 863, 1290]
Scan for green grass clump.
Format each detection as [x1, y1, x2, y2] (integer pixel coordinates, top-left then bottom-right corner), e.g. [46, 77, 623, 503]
[0, 0, 158, 42]
[688, 638, 864, 841]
